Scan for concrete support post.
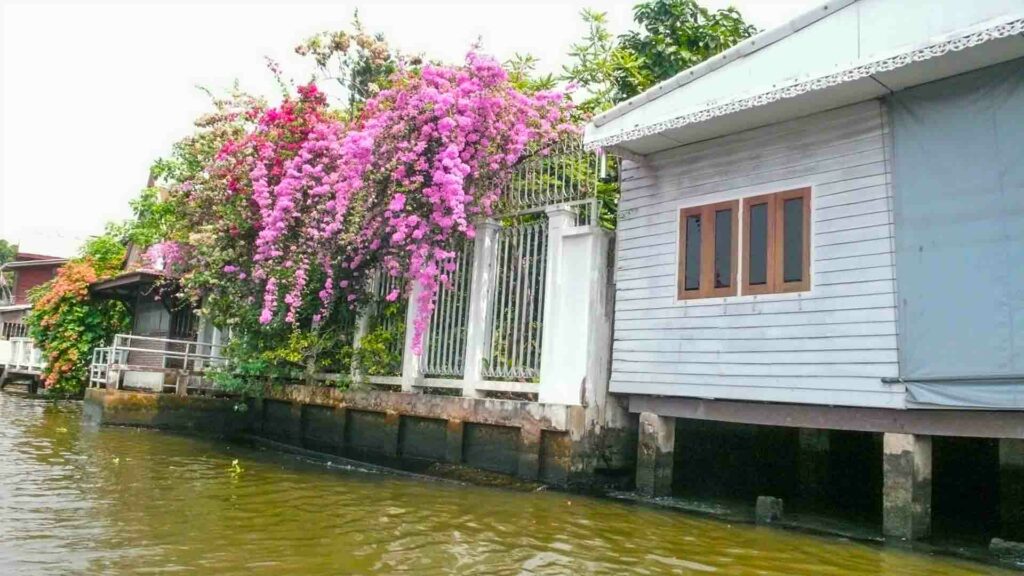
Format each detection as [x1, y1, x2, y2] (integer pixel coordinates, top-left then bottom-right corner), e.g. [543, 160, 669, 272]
[276, 402, 304, 445]
[444, 419, 464, 464]
[106, 368, 122, 390]
[400, 282, 425, 393]
[517, 425, 542, 481]
[883, 432, 932, 540]
[538, 207, 614, 408]
[636, 412, 675, 498]
[461, 219, 500, 398]
[250, 397, 265, 434]
[798, 428, 830, 499]
[1000, 438, 1024, 540]
[382, 412, 402, 457]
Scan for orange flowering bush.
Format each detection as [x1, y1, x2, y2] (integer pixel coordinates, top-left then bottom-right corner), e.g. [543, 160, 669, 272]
[27, 259, 130, 396]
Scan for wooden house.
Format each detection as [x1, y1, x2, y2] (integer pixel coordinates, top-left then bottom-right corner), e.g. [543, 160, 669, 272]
[87, 245, 223, 393]
[585, 0, 1024, 541]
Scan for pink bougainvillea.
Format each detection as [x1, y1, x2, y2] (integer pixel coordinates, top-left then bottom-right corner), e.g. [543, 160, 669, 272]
[143, 241, 188, 275]
[215, 53, 576, 353]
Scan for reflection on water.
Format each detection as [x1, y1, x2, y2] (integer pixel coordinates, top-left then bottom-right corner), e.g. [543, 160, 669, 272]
[0, 393, 1013, 575]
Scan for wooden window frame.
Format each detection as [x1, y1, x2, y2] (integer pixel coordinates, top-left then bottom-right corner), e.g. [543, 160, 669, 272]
[676, 200, 738, 300]
[741, 187, 811, 295]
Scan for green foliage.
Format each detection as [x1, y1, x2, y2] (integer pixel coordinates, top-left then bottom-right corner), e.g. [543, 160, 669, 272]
[79, 228, 128, 274]
[296, 12, 406, 117]
[0, 239, 16, 265]
[352, 300, 405, 379]
[123, 187, 185, 248]
[563, 9, 624, 115]
[564, 0, 757, 112]
[352, 325, 403, 379]
[505, 54, 557, 93]
[0, 239, 15, 296]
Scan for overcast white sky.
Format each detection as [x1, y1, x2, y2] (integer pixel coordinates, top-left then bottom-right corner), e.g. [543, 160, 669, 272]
[1, 0, 819, 257]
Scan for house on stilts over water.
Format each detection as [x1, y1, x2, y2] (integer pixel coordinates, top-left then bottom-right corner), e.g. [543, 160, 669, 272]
[0, 252, 66, 390]
[585, 0, 1024, 543]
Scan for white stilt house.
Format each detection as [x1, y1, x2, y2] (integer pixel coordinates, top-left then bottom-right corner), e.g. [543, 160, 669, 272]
[585, 0, 1024, 541]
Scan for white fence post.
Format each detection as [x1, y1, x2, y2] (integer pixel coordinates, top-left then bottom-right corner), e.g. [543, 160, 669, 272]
[537, 208, 612, 406]
[462, 218, 501, 398]
[400, 281, 425, 393]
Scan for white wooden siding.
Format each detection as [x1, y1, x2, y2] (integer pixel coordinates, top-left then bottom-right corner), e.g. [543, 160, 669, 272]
[611, 100, 904, 409]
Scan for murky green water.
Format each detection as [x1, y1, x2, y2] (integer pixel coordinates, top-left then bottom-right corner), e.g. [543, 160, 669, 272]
[0, 393, 1016, 575]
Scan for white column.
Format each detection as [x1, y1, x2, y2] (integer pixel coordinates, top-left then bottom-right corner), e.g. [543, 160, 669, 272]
[461, 218, 501, 398]
[538, 206, 614, 406]
[400, 281, 425, 393]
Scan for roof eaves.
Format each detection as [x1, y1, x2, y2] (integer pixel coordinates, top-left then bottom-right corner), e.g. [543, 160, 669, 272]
[589, 0, 856, 130]
[586, 14, 1024, 151]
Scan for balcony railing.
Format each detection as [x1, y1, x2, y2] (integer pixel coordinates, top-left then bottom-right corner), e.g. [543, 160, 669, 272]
[89, 333, 226, 393]
[1, 322, 28, 340]
[1, 337, 44, 374]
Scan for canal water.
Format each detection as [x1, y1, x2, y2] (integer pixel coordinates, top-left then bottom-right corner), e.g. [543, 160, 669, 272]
[0, 393, 1015, 575]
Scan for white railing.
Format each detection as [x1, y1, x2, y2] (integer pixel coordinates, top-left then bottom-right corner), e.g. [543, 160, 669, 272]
[363, 270, 406, 377]
[423, 241, 473, 378]
[89, 334, 226, 390]
[2, 337, 44, 373]
[89, 347, 127, 387]
[496, 137, 599, 214]
[482, 218, 547, 381]
[1, 322, 28, 340]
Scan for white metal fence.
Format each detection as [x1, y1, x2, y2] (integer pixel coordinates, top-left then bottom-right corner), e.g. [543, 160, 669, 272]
[423, 242, 473, 378]
[481, 218, 547, 381]
[350, 138, 608, 401]
[496, 138, 600, 214]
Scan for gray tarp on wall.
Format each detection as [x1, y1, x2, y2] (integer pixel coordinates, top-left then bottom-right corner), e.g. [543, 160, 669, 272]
[890, 57, 1024, 408]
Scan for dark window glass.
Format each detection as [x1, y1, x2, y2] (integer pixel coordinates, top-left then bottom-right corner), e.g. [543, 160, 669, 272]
[684, 214, 701, 291]
[748, 203, 768, 285]
[714, 209, 732, 288]
[783, 197, 804, 282]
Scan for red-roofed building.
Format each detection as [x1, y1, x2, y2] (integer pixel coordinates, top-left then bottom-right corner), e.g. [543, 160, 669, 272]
[1, 252, 67, 331]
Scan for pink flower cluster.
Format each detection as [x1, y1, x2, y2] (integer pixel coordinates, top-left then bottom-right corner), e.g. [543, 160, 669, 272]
[231, 53, 576, 353]
[143, 241, 187, 275]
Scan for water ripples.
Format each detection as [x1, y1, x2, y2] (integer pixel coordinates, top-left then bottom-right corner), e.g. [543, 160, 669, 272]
[0, 394, 1013, 575]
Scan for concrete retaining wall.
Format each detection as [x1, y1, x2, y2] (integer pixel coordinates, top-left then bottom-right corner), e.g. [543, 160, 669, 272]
[84, 385, 636, 489]
[83, 387, 248, 436]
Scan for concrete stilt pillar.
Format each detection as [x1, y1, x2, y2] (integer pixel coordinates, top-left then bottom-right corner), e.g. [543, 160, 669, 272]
[883, 432, 932, 540]
[798, 428, 830, 500]
[517, 425, 542, 481]
[1000, 438, 1024, 540]
[444, 419, 464, 464]
[636, 412, 675, 498]
[382, 412, 401, 457]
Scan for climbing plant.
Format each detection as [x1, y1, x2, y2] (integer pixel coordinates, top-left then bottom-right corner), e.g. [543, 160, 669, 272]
[26, 254, 130, 396]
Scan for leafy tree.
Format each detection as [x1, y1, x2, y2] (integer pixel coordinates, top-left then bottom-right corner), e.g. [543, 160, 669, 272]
[564, 0, 758, 113]
[79, 228, 128, 271]
[295, 13, 407, 117]
[505, 53, 557, 93]
[0, 239, 16, 299]
[0, 239, 16, 265]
